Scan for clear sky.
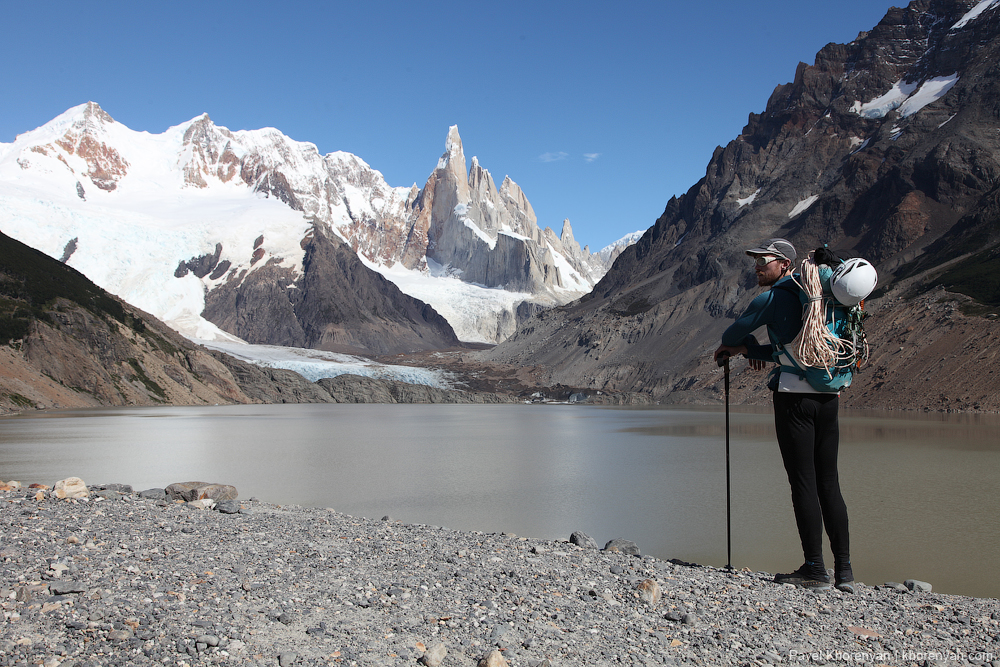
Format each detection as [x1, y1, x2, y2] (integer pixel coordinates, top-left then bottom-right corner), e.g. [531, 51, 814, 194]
[2, 0, 901, 251]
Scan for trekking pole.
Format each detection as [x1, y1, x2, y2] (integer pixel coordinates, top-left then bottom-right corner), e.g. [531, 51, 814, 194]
[717, 352, 733, 570]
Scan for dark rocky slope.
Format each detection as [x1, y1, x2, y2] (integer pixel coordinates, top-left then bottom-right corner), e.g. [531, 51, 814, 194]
[0, 230, 260, 412]
[482, 0, 1000, 410]
[201, 224, 461, 356]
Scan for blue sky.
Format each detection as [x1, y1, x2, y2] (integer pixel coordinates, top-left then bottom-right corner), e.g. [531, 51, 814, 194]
[2, 0, 899, 251]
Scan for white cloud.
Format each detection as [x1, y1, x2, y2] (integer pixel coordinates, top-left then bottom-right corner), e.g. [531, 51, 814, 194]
[539, 151, 568, 162]
[583, 153, 601, 163]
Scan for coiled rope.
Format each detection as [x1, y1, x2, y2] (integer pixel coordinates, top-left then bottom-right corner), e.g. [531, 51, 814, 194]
[789, 254, 856, 375]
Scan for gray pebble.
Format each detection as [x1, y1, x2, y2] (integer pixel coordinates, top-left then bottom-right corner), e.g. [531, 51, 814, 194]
[215, 499, 241, 514]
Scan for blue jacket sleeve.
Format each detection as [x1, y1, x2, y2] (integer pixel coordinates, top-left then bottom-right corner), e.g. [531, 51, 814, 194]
[722, 292, 774, 344]
[720, 280, 804, 362]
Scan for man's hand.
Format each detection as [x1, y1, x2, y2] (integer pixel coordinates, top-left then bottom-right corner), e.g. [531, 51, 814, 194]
[714, 344, 767, 371]
[714, 344, 745, 363]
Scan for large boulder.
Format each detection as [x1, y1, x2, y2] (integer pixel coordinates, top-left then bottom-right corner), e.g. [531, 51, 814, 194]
[53, 477, 89, 499]
[165, 482, 238, 502]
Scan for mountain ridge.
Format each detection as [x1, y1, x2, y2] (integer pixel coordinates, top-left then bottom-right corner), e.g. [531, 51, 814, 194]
[480, 0, 1000, 411]
[1, 107, 638, 346]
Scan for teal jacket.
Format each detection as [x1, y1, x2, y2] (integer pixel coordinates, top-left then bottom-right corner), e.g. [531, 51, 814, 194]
[721, 276, 803, 363]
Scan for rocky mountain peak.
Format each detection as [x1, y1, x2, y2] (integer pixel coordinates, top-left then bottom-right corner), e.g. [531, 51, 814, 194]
[468, 156, 499, 209]
[484, 0, 1000, 405]
[79, 101, 115, 129]
[42, 101, 129, 192]
[438, 125, 468, 184]
[560, 218, 577, 248]
[3, 105, 640, 348]
[430, 125, 470, 207]
[180, 114, 240, 188]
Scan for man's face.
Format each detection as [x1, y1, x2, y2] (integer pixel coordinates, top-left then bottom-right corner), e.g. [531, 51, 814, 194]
[753, 255, 788, 287]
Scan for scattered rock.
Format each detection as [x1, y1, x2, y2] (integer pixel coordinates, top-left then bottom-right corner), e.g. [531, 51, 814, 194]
[49, 581, 86, 595]
[0, 476, 995, 667]
[165, 481, 238, 502]
[215, 499, 242, 514]
[569, 531, 598, 549]
[478, 649, 509, 667]
[419, 641, 447, 667]
[53, 477, 88, 499]
[603, 538, 640, 555]
[637, 578, 661, 606]
[905, 579, 933, 593]
[95, 483, 134, 494]
[186, 498, 215, 510]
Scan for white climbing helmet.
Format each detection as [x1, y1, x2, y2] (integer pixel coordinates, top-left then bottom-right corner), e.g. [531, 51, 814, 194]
[831, 257, 878, 306]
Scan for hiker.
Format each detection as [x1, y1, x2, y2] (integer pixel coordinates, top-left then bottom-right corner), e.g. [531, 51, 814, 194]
[712, 237, 853, 593]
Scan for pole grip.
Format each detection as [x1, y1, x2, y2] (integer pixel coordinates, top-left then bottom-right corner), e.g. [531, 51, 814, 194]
[717, 352, 731, 368]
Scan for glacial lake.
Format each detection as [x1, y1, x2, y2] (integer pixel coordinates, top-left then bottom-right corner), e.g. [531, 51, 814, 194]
[1, 403, 997, 599]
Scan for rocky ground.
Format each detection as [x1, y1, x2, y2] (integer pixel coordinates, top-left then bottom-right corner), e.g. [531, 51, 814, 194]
[2, 480, 999, 667]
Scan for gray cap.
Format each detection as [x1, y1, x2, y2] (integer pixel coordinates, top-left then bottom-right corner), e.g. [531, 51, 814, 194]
[745, 238, 796, 262]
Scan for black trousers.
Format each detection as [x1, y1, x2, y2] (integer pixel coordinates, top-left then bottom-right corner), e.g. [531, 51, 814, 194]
[772, 391, 850, 566]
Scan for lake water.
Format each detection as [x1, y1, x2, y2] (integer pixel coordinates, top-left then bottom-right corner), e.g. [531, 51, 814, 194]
[1, 403, 997, 599]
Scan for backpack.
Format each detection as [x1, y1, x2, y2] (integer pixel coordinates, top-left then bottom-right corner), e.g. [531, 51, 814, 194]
[770, 265, 870, 393]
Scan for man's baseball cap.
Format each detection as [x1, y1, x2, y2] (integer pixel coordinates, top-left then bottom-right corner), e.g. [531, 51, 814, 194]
[745, 238, 796, 262]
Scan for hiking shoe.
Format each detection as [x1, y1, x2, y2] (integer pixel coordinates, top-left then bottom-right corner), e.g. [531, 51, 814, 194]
[774, 564, 832, 591]
[835, 561, 855, 594]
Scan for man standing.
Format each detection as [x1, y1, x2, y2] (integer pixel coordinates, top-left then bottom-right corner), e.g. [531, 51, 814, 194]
[713, 238, 853, 593]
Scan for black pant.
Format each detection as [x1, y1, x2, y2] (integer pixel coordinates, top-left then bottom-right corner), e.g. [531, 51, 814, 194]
[773, 391, 850, 567]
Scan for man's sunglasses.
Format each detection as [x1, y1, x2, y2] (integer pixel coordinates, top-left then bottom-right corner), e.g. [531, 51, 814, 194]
[753, 255, 780, 266]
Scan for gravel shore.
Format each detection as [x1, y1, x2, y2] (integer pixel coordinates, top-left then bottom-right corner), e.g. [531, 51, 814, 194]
[1, 481, 998, 667]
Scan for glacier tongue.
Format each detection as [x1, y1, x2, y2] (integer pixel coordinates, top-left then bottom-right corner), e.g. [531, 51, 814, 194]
[199, 340, 454, 387]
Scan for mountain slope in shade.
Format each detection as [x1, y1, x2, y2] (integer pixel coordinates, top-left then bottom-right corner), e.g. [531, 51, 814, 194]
[482, 0, 1000, 411]
[0, 228, 260, 411]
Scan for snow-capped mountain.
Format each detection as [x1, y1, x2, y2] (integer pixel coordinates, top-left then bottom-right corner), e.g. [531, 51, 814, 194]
[0, 103, 458, 355]
[0, 106, 637, 346]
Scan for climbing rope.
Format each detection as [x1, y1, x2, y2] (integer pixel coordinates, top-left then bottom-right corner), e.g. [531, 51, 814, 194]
[789, 254, 852, 375]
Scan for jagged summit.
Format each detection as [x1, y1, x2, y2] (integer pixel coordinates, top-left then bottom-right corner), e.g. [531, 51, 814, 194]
[439, 125, 465, 171]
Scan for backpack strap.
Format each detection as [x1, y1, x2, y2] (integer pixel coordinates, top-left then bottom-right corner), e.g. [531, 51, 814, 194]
[765, 280, 809, 377]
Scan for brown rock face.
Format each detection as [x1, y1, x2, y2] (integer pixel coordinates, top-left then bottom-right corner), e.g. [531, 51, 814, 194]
[483, 0, 1000, 410]
[202, 225, 460, 355]
[52, 102, 129, 192]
